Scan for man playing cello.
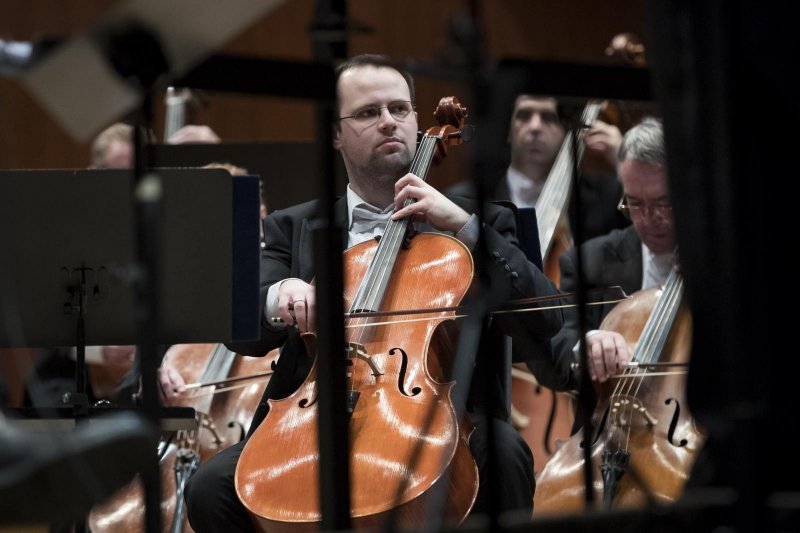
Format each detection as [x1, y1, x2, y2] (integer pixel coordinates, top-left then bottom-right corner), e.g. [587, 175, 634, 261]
[185, 54, 562, 531]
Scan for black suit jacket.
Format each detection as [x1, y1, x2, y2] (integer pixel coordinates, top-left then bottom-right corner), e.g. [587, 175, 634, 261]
[227, 195, 563, 431]
[447, 170, 630, 246]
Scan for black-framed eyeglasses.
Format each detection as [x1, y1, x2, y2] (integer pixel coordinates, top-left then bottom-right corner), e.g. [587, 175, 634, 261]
[335, 100, 415, 126]
[617, 195, 673, 221]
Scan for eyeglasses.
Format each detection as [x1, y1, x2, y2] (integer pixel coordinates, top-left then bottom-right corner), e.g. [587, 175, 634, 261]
[617, 195, 673, 221]
[335, 101, 415, 126]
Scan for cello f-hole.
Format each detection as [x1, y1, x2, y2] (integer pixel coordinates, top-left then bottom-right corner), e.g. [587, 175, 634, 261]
[389, 347, 421, 397]
[665, 397, 689, 447]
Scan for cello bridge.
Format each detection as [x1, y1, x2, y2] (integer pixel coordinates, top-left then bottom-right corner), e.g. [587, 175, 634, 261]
[610, 395, 658, 427]
[345, 342, 384, 377]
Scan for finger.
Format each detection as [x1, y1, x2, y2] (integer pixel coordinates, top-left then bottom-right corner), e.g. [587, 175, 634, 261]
[602, 338, 618, 381]
[293, 298, 308, 332]
[306, 292, 316, 333]
[614, 337, 631, 368]
[394, 184, 426, 211]
[167, 367, 187, 393]
[587, 340, 602, 381]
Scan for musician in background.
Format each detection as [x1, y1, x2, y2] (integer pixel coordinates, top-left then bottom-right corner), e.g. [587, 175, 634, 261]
[184, 53, 563, 531]
[547, 116, 673, 392]
[89, 121, 221, 169]
[450, 94, 630, 245]
[22, 121, 224, 409]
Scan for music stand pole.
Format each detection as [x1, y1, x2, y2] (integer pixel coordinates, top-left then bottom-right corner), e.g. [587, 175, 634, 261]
[131, 91, 164, 533]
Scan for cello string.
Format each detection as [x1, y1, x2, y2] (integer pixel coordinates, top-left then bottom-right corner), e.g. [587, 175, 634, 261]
[352, 133, 433, 315]
[352, 133, 438, 322]
[346, 134, 439, 394]
[627, 272, 682, 404]
[616, 271, 683, 451]
[602, 272, 671, 450]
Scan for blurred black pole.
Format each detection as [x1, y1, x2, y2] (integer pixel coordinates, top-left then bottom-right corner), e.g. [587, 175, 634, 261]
[131, 96, 164, 533]
[645, 2, 798, 531]
[309, 0, 351, 530]
[458, 2, 503, 527]
[99, 20, 172, 533]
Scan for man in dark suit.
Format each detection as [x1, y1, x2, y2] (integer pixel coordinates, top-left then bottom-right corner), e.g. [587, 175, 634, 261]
[184, 54, 563, 532]
[448, 94, 630, 246]
[547, 116, 675, 391]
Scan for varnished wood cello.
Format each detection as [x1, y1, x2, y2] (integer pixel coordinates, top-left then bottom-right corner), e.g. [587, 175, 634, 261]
[235, 97, 479, 532]
[88, 344, 280, 533]
[533, 269, 705, 514]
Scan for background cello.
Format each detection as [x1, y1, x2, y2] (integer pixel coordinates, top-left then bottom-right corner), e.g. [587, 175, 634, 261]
[88, 344, 279, 533]
[88, 85, 272, 533]
[533, 270, 705, 514]
[510, 31, 653, 475]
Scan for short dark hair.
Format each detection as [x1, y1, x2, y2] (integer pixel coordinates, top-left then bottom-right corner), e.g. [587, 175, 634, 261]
[511, 94, 572, 130]
[334, 54, 415, 124]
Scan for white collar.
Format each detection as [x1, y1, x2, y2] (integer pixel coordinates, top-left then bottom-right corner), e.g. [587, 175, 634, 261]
[641, 244, 676, 289]
[506, 166, 544, 208]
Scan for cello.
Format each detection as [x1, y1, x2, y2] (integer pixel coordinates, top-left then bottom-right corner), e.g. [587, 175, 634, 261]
[235, 96, 479, 531]
[88, 344, 279, 532]
[89, 85, 276, 532]
[533, 269, 705, 514]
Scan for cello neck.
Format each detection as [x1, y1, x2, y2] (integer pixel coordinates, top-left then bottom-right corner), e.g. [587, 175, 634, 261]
[349, 131, 444, 313]
[631, 269, 684, 365]
[535, 101, 604, 257]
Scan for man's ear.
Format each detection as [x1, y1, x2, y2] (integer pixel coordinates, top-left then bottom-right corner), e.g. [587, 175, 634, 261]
[332, 126, 341, 150]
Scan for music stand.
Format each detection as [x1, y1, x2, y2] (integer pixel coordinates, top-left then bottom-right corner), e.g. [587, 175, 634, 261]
[0, 167, 260, 411]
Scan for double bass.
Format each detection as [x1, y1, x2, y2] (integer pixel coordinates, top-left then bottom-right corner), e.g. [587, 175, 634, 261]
[235, 97, 478, 531]
[534, 269, 705, 514]
[510, 101, 607, 472]
[511, 33, 651, 472]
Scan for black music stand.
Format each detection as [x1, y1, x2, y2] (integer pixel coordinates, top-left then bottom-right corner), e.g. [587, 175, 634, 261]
[0, 166, 259, 414]
[0, 167, 259, 350]
[0, 166, 259, 526]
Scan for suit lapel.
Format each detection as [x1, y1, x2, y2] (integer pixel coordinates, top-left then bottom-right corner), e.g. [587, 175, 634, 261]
[494, 173, 512, 202]
[603, 226, 643, 296]
[297, 197, 348, 280]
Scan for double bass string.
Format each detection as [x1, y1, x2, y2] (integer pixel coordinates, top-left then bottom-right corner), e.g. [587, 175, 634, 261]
[535, 102, 602, 255]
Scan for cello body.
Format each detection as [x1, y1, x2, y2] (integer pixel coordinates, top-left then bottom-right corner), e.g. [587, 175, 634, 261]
[89, 344, 278, 532]
[534, 278, 705, 515]
[235, 234, 478, 532]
